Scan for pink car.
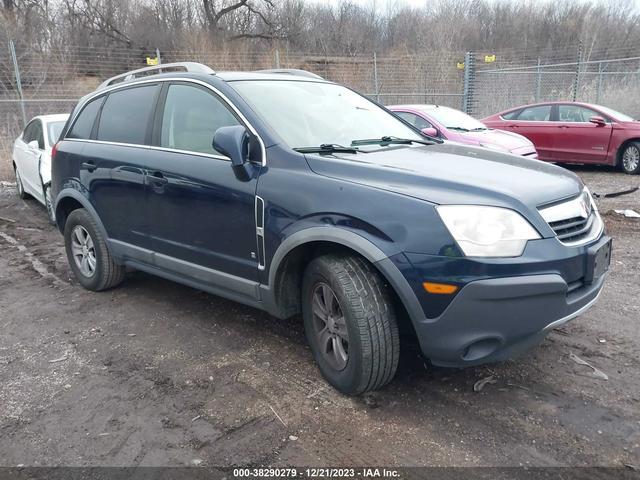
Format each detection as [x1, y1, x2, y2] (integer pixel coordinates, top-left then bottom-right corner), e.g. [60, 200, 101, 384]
[389, 104, 538, 158]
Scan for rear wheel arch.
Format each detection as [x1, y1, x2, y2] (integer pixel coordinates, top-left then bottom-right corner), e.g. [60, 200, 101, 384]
[54, 190, 109, 242]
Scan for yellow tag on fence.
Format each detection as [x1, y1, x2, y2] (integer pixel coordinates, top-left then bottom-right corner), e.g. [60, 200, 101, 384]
[484, 54, 496, 63]
[146, 57, 159, 66]
[456, 62, 465, 70]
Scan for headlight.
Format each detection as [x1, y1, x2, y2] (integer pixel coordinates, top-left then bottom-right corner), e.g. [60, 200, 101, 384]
[436, 205, 541, 257]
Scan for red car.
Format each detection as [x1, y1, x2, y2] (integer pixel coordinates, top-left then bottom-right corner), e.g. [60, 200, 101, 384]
[482, 102, 640, 174]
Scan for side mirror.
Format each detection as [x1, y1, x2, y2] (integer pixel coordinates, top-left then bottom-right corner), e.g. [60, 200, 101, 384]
[421, 127, 439, 137]
[213, 125, 249, 166]
[27, 140, 40, 150]
[589, 116, 606, 127]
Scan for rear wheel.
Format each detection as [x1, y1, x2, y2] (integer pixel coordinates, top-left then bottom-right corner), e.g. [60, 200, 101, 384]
[64, 208, 125, 291]
[620, 142, 640, 174]
[43, 185, 56, 225]
[14, 166, 29, 199]
[302, 254, 399, 395]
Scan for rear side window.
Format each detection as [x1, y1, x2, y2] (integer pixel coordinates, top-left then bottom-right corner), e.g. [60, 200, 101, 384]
[97, 85, 159, 145]
[501, 110, 520, 120]
[515, 105, 551, 121]
[68, 97, 103, 140]
[395, 112, 433, 130]
[160, 83, 240, 156]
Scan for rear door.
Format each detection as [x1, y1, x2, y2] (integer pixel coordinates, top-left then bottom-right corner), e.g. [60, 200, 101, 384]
[553, 104, 613, 164]
[146, 81, 261, 284]
[505, 104, 556, 160]
[82, 83, 160, 249]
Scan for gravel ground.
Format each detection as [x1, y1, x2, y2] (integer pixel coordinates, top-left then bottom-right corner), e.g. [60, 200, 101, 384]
[0, 166, 639, 468]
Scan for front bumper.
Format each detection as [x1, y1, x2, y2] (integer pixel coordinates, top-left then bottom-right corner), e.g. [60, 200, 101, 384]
[395, 235, 610, 367]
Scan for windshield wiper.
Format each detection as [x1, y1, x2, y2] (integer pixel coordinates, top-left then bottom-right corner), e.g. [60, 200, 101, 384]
[469, 127, 488, 132]
[351, 135, 435, 147]
[446, 126, 470, 132]
[294, 144, 360, 154]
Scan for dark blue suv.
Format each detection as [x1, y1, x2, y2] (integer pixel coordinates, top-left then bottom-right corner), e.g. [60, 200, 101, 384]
[51, 62, 611, 394]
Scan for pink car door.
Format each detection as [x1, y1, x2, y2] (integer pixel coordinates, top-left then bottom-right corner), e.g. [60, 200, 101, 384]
[553, 104, 612, 164]
[504, 105, 556, 161]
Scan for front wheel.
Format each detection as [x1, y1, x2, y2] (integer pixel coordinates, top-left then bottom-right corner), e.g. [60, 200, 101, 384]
[14, 166, 29, 199]
[620, 142, 640, 174]
[302, 254, 399, 395]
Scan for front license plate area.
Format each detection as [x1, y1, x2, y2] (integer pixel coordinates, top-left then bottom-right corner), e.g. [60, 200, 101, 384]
[585, 238, 612, 284]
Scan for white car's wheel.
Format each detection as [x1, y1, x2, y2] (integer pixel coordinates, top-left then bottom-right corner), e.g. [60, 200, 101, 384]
[14, 166, 29, 199]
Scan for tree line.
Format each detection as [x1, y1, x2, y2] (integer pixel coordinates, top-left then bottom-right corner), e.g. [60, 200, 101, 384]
[1, 0, 639, 59]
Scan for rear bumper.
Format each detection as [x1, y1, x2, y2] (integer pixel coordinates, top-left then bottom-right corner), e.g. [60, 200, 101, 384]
[394, 234, 610, 367]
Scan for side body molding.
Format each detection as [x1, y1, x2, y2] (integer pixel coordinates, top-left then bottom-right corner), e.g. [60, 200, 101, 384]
[262, 226, 426, 323]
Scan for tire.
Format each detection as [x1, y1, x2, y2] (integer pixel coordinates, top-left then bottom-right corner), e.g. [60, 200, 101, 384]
[64, 208, 125, 291]
[302, 254, 400, 395]
[14, 165, 29, 199]
[620, 142, 640, 175]
[43, 184, 56, 225]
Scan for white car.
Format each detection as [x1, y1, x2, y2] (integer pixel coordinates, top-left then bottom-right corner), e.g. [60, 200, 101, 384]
[12, 114, 69, 224]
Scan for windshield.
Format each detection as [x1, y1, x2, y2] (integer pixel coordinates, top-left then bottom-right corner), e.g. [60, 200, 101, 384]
[230, 80, 423, 149]
[594, 105, 635, 122]
[422, 106, 486, 131]
[47, 121, 66, 146]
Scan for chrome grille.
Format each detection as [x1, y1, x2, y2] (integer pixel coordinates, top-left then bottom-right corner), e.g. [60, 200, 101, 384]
[539, 189, 603, 246]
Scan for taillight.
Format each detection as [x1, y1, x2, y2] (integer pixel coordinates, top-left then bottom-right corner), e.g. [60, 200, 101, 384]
[51, 142, 59, 160]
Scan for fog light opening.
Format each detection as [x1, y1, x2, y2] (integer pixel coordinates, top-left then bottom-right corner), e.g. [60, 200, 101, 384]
[461, 337, 501, 362]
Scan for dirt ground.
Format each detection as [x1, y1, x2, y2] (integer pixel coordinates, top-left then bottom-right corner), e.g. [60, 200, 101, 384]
[0, 165, 639, 469]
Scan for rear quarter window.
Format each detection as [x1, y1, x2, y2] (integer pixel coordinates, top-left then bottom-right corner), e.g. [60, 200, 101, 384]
[67, 97, 104, 140]
[97, 84, 159, 145]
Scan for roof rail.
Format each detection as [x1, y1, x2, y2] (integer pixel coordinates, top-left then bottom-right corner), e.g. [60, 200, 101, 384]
[257, 68, 324, 80]
[98, 62, 215, 90]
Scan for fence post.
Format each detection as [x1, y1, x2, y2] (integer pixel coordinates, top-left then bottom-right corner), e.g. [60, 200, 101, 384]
[274, 49, 280, 69]
[462, 51, 475, 115]
[9, 40, 27, 128]
[156, 48, 161, 65]
[572, 42, 582, 102]
[596, 61, 603, 104]
[373, 52, 380, 103]
[535, 58, 542, 102]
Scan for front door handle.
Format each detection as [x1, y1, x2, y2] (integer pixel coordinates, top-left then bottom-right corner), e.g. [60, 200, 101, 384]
[81, 161, 96, 172]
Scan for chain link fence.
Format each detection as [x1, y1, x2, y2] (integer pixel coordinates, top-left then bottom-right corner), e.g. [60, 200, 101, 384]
[1, 40, 640, 180]
[470, 50, 640, 119]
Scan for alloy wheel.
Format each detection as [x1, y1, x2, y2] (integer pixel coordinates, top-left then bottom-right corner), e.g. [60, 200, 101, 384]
[71, 225, 97, 277]
[15, 169, 23, 195]
[312, 283, 349, 371]
[623, 145, 640, 173]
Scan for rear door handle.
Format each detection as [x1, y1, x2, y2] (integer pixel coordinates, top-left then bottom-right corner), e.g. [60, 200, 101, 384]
[81, 161, 96, 172]
[558, 125, 570, 129]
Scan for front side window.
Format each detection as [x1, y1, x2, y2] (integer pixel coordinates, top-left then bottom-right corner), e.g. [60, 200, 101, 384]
[160, 83, 240, 155]
[558, 105, 602, 123]
[515, 105, 551, 121]
[33, 121, 44, 149]
[68, 97, 104, 140]
[97, 84, 159, 145]
[22, 121, 38, 143]
[230, 80, 422, 149]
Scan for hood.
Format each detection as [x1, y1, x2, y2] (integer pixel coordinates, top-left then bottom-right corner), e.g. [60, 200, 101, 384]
[306, 142, 582, 229]
[458, 128, 533, 151]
